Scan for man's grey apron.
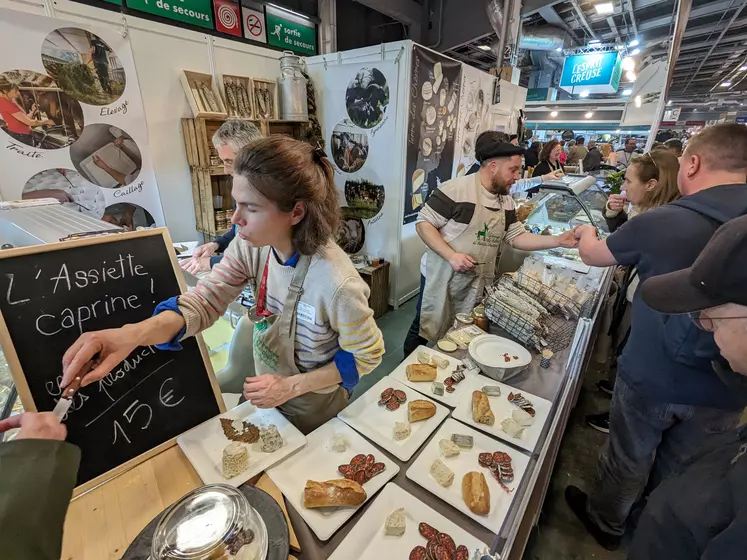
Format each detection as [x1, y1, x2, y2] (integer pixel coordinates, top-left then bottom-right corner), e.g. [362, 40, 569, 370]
[248, 249, 347, 434]
[419, 175, 507, 342]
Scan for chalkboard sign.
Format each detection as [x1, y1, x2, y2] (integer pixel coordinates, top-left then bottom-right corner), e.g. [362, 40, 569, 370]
[0, 230, 224, 494]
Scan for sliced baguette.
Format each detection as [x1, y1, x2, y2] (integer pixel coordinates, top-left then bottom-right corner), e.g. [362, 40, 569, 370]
[462, 471, 491, 515]
[408, 399, 437, 423]
[303, 479, 366, 509]
[406, 363, 437, 382]
[472, 391, 495, 426]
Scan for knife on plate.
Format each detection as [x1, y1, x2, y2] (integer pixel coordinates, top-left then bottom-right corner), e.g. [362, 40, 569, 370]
[52, 354, 100, 421]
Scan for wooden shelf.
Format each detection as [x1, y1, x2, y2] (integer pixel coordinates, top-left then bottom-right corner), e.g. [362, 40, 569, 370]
[209, 166, 228, 176]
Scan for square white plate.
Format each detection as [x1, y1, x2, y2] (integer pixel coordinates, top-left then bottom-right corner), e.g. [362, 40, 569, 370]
[406, 418, 531, 532]
[177, 400, 306, 487]
[337, 377, 450, 461]
[389, 345, 479, 408]
[266, 418, 399, 541]
[328, 483, 489, 560]
[451, 375, 553, 453]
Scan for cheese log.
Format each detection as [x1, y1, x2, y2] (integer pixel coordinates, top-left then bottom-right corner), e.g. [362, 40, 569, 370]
[472, 391, 495, 426]
[409, 400, 437, 423]
[406, 363, 437, 382]
[303, 479, 366, 509]
[222, 442, 249, 479]
[439, 438, 461, 458]
[462, 472, 490, 515]
[430, 459, 455, 487]
[385, 508, 406, 536]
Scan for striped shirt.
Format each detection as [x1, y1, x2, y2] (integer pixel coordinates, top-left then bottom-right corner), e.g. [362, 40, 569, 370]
[416, 173, 526, 276]
[178, 238, 385, 380]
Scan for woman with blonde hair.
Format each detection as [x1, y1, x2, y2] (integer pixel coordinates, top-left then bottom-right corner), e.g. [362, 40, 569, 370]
[588, 148, 681, 433]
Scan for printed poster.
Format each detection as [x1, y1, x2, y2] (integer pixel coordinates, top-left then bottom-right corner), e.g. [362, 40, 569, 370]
[453, 65, 496, 178]
[403, 45, 462, 225]
[0, 9, 165, 230]
[316, 62, 398, 258]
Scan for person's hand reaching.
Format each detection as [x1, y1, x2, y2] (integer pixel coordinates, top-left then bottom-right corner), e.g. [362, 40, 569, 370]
[607, 194, 627, 212]
[192, 242, 219, 258]
[542, 169, 565, 182]
[0, 412, 67, 441]
[558, 228, 580, 249]
[61, 327, 140, 389]
[448, 253, 476, 272]
[180, 257, 212, 275]
[243, 375, 297, 408]
[574, 224, 597, 240]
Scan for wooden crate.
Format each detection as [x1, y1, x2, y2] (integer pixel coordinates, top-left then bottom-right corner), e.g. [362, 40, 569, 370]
[180, 70, 227, 119]
[358, 261, 390, 319]
[222, 74, 255, 119]
[251, 78, 279, 120]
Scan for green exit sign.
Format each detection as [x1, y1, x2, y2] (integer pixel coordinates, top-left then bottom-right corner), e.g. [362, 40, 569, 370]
[265, 5, 317, 56]
[127, 0, 213, 29]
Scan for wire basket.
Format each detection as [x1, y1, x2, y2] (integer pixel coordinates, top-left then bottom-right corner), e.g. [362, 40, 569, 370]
[484, 273, 581, 352]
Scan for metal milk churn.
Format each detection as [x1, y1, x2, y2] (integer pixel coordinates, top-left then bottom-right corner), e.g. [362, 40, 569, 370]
[278, 51, 309, 120]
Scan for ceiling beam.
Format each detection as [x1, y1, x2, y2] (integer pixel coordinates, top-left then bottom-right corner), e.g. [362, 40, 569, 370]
[537, 5, 583, 43]
[352, 0, 421, 26]
[606, 15, 622, 41]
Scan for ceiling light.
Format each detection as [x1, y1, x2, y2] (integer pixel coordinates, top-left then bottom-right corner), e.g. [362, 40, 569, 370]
[628, 39, 639, 47]
[585, 111, 594, 118]
[740, 66, 747, 71]
[621, 56, 635, 71]
[615, 44, 625, 50]
[555, 47, 563, 52]
[588, 39, 601, 46]
[667, 100, 672, 105]
[694, 108, 698, 112]
[616, 129, 621, 133]
[579, 90, 590, 98]
[626, 70, 637, 81]
[635, 95, 642, 108]
[595, 2, 614, 14]
[477, 45, 492, 51]
[622, 88, 633, 95]
[550, 111, 558, 117]
[720, 81, 732, 87]
[630, 48, 641, 56]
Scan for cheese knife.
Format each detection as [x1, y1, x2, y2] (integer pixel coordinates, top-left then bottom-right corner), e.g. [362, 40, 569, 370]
[52, 354, 100, 421]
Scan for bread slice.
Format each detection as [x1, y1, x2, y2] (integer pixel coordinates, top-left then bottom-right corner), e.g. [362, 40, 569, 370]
[472, 391, 495, 426]
[408, 399, 437, 423]
[462, 471, 490, 515]
[303, 479, 366, 508]
[406, 363, 437, 382]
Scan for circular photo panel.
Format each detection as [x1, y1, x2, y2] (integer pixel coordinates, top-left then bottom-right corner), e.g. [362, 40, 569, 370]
[103, 202, 155, 231]
[337, 208, 365, 254]
[345, 67, 390, 129]
[331, 120, 369, 173]
[344, 177, 385, 220]
[42, 28, 125, 106]
[0, 70, 84, 149]
[22, 168, 104, 219]
[70, 123, 142, 188]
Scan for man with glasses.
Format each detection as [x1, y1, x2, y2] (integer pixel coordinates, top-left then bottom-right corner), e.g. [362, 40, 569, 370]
[566, 123, 747, 550]
[628, 214, 747, 559]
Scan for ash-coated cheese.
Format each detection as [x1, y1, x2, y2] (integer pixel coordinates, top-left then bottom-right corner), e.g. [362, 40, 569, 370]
[384, 508, 406, 536]
[430, 458, 455, 487]
[439, 438, 461, 458]
[260, 424, 284, 453]
[394, 421, 411, 441]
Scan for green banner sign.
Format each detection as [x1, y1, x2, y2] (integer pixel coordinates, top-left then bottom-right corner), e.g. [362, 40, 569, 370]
[127, 0, 213, 29]
[265, 7, 316, 56]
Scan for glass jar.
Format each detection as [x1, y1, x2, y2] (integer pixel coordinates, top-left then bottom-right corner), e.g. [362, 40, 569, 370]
[151, 484, 268, 560]
[472, 306, 489, 331]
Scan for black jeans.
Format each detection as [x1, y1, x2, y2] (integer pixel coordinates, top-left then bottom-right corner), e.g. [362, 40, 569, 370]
[403, 274, 427, 359]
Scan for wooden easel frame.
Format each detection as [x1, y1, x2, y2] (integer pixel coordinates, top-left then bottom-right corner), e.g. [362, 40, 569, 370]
[0, 228, 226, 497]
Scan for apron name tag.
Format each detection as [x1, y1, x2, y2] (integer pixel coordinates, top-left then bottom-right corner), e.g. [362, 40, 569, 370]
[297, 301, 317, 324]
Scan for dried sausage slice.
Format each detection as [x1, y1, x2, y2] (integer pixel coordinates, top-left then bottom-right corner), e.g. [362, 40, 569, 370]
[455, 544, 469, 560]
[478, 452, 494, 468]
[418, 522, 439, 540]
[409, 546, 427, 560]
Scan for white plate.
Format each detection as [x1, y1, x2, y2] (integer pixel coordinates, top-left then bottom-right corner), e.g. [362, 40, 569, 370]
[468, 334, 532, 369]
[266, 418, 399, 541]
[406, 418, 530, 532]
[177, 401, 307, 487]
[337, 377, 450, 461]
[451, 374, 552, 453]
[389, 345, 478, 408]
[328, 483, 489, 560]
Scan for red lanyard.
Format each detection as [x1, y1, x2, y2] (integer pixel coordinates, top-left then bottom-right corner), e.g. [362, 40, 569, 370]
[255, 255, 272, 317]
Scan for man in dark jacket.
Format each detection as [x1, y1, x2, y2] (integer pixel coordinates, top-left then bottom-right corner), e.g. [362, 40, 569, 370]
[181, 119, 262, 274]
[0, 412, 80, 560]
[566, 123, 747, 550]
[582, 140, 603, 171]
[629, 214, 747, 559]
